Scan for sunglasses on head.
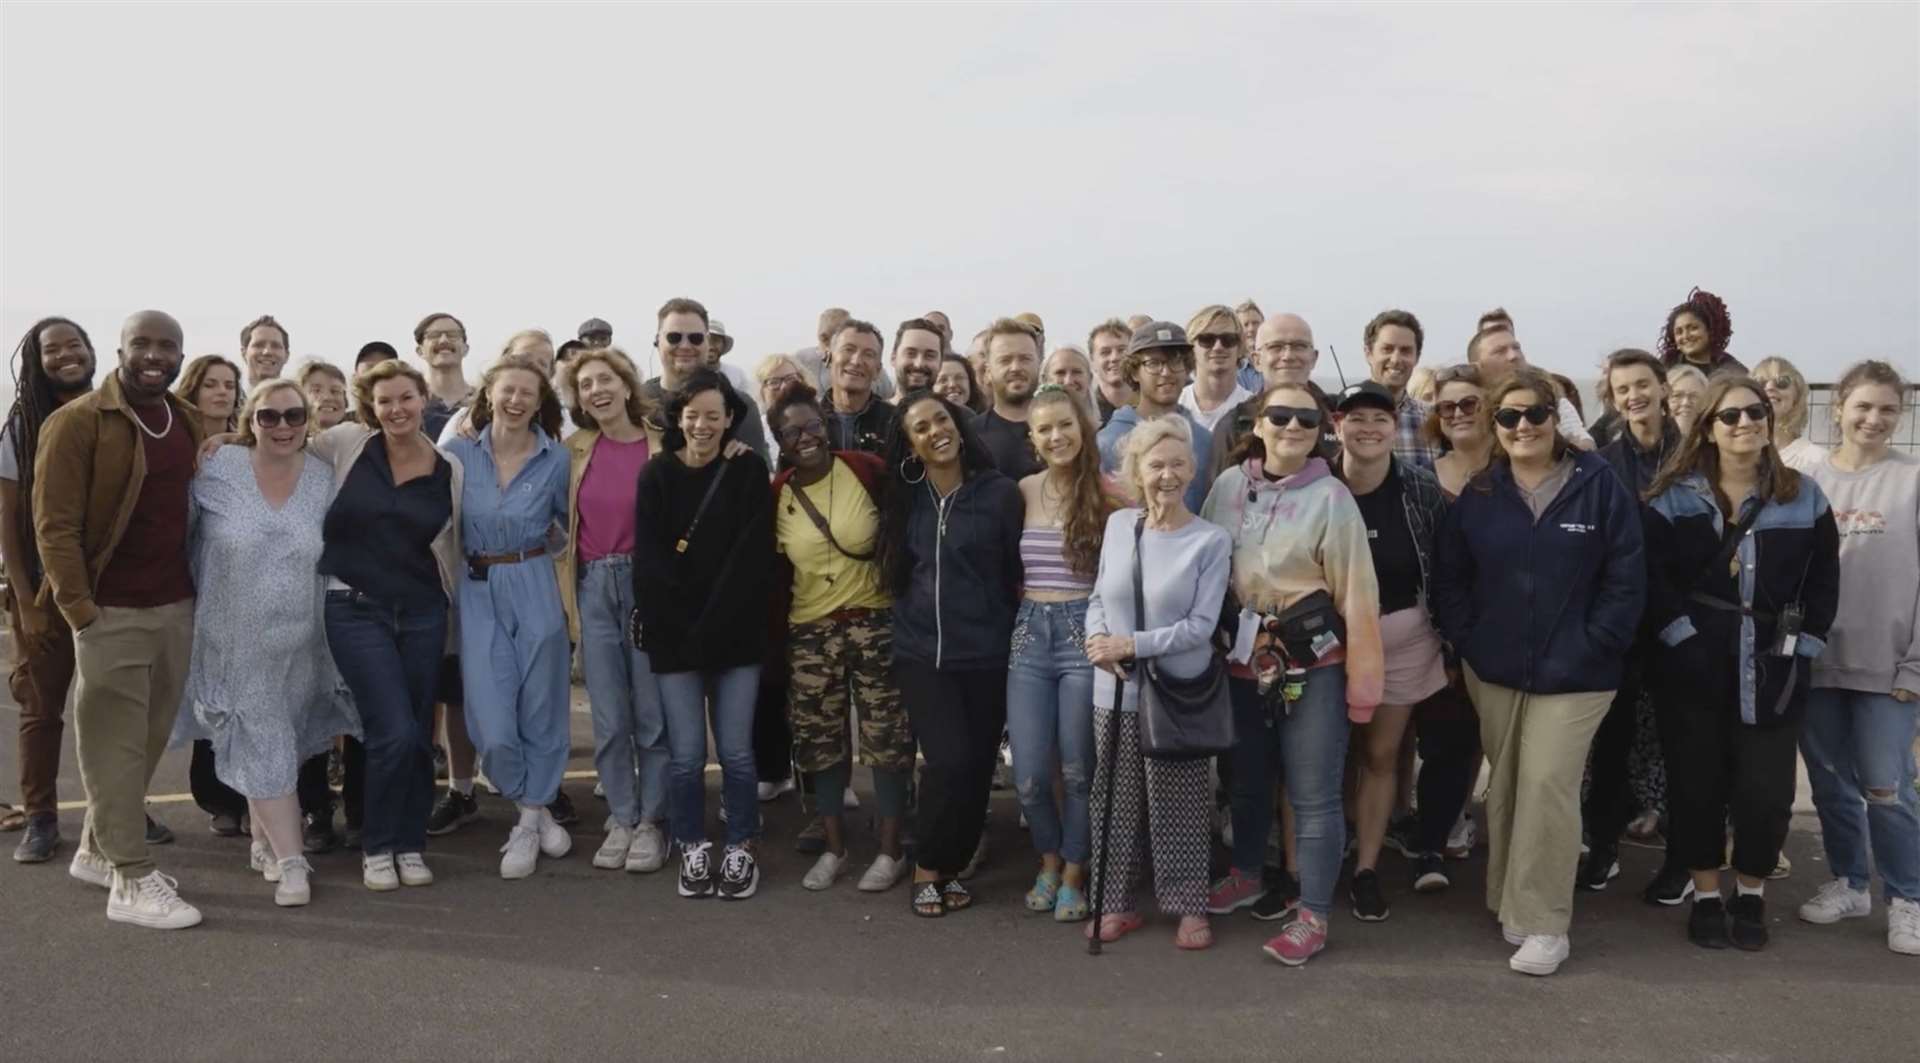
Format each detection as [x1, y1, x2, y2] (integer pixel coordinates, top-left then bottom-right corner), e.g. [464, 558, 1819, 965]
[254, 407, 309, 429]
[663, 332, 706, 348]
[1492, 404, 1553, 430]
[1435, 396, 1481, 419]
[1193, 333, 1241, 349]
[1711, 402, 1771, 427]
[1263, 405, 1322, 429]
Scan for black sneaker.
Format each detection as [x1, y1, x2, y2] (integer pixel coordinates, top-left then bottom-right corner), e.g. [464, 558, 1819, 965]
[209, 811, 244, 837]
[1688, 896, 1730, 949]
[1250, 868, 1302, 921]
[1350, 868, 1391, 922]
[718, 843, 760, 900]
[547, 790, 579, 827]
[1382, 813, 1420, 859]
[678, 841, 715, 898]
[1410, 852, 1450, 893]
[1643, 862, 1695, 906]
[145, 814, 175, 846]
[425, 789, 479, 836]
[302, 813, 339, 855]
[1578, 845, 1621, 892]
[1728, 894, 1769, 951]
[12, 811, 60, 863]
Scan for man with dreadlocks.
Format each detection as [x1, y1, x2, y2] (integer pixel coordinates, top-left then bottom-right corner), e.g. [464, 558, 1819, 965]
[1, 318, 96, 862]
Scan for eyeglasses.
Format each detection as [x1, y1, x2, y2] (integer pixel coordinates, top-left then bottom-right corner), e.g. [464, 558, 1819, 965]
[1711, 402, 1771, 427]
[1139, 357, 1185, 376]
[776, 417, 826, 444]
[764, 373, 804, 390]
[1193, 333, 1241, 350]
[662, 332, 706, 348]
[1259, 340, 1314, 355]
[1263, 405, 1322, 429]
[1492, 404, 1554, 430]
[1435, 396, 1481, 419]
[254, 407, 309, 429]
[424, 329, 464, 342]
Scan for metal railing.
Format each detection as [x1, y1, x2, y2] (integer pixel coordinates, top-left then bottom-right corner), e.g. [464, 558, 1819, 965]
[1804, 383, 1919, 452]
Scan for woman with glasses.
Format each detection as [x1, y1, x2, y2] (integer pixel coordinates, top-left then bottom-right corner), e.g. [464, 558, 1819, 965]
[182, 380, 355, 907]
[1667, 365, 1710, 436]
[1432, 367, 1645, 976]
[1752, 356, 1823, 471]
[1644, 375, 1839, 952]
[754, 354, 808, 455]
[1423, 365, 1493, 499]
[1202, 382, 1383, 967]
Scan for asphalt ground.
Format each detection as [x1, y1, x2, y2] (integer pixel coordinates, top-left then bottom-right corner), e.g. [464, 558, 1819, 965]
[0, 686, 1915, 1062]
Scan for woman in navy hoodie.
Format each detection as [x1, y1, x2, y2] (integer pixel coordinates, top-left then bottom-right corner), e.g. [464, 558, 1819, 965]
[1643, 373, 1838, 953]
[876, 391, 1025, 917]
[1432, 367, 1645, 978]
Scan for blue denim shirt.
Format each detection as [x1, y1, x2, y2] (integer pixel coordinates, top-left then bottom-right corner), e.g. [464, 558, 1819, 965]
[443, 426, 569, 555]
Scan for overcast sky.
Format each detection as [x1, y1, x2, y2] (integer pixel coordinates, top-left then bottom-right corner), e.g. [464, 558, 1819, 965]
[3, 1, 1915, 411]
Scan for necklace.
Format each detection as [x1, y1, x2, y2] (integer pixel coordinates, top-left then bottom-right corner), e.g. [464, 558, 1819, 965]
[929, 480, 959, 541]
[132, 400, 173, 441]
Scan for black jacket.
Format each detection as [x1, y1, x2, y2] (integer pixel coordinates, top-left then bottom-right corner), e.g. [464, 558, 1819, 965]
[631, 450, 774, 674]
[1598, 419, 1681, 502]
[825, 393, 895, 456]
[891, 470, 1025, 671]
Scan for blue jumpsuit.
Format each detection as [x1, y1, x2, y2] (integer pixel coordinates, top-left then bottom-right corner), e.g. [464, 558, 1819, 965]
[445, 427, 572, 807]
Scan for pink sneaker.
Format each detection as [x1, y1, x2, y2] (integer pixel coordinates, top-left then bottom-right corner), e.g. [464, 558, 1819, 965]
[1206, 868, 1268, 914]
[1263, 911, 1328, 966]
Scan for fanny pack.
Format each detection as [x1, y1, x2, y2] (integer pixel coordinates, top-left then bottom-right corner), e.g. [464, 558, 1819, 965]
[1266, 589, 1346, 667]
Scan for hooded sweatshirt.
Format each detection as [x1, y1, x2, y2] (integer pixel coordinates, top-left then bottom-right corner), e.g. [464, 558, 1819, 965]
[1805, 449, 1920, 695]
[1097, 405, 1213, 513]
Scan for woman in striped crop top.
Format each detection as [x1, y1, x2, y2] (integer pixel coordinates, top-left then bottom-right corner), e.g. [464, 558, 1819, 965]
[1007, 385, 1117, 923]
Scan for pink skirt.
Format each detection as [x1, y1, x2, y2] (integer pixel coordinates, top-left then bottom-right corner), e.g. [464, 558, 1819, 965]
[1380, 607, 1448, 706]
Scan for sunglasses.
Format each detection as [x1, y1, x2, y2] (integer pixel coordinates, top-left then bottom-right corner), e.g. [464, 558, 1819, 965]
[1492, 404, 1554, 430]
[662, 332, 706, 348]
[1263, 405, 1322, 429]
[254, 407, 309, 429]
[1711, 402, 1771, 427]
[1193, 333, 1241, 349]
[1435, 396, 1481, 419]
[1758, 377, 1796, 392]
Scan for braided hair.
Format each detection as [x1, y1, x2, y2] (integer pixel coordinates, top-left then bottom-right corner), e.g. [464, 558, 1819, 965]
[5, 317, 95, 590]
[1657, 286, 1734, 367]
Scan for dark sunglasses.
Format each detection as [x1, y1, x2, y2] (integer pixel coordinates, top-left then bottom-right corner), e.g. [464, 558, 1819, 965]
[1492, 404, 1554, 430]
[254, 407, 309, 429]
[1263, 405, 1322, 429]
[1194, 333, 1241, 349]
[1711, 402, 1771, 427]
[662, 332, 706, 348]
[1758, 377, 1796, 392]
[1435, 396, 1481, 419]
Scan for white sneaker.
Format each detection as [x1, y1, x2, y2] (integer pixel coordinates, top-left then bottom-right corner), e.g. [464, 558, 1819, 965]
[363, 854, 399, 891]
[536, 809, 572, 859]
[107, 870, 202, 930]
[275, 857, 313, 907]
[1887, 898, 1920, 955]
[858, 853, 907, 893]
[843, 786, 860, 810]
[959, 833, 988, 880]
[626, 822, 666, 873]
[1447, 812, 1478, 860]
[757, 778, 795, 802]
[1502, 924, 1526, 946]
[396, 852, 434, 887]
[1799, 878, 1872, 924]
[69, 845, 112, 889]
[1509, 934, 1569, 976]
[802, 851, 847, 891]
[250, 842, 283, 883]
[595, 821, 633, 870]
[500, 825, 539, 879]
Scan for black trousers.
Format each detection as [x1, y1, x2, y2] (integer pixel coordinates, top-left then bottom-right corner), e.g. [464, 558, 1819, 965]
[296, 738, 366, 829]
[755, 666, 793, 785]
[1658, 663, 1801, 879]
[897, 663, 1007, 875]
[1413, 683, 1480, 855]
[1582, 673, 1643, 850]
[188, 740, 248, 819]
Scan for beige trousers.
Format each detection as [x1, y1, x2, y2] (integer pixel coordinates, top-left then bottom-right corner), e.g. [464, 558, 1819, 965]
[72, 600, 194, 878]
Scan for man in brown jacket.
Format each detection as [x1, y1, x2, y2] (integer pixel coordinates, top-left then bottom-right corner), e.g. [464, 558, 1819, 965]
[34, 309, 205, 930]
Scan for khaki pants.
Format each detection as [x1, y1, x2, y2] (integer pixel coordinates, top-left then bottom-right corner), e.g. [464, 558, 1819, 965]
[72, 600, 194, 878]
[1465, 663, 1613, 936]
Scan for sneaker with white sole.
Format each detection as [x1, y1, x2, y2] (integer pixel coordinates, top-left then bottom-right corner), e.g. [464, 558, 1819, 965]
[718, 844, 760, 899]
[678, 841, 715, 897]
[395, 852, 434, 887]
[500, 825, 539, 879]
[1508, 933, 1570, 976]
[843, 786, 860, 810]
[959, 833, 988, 881]
[250, 842, 283, 883]
[1889, 897, 1920, 956]
[1206, 868, 1267, 915]
[1798, 878, 1871, 925]
[1502, 924, 1527, 946]
[363, 854, 399, 891]
[1262, 910, 1328, 966]
[594, 821, 633, 870]
[1446, 812, 1477, 861]
[802, 850, 847, 891]
[275, 857, 313, 907]
[757, 778, 796, 802]
[626, 822, 666, 873]
[858, 853, 907, 892]
[536, 809, 571, 859]
[107, 870, 202, 930]
[69, 845, 112, 889]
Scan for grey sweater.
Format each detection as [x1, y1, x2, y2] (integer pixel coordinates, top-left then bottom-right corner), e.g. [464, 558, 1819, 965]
[1085, 508, 1232, 711]
[1807, 450, 1920, 695]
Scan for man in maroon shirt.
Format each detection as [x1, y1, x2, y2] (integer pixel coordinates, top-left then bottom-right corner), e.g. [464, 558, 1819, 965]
[34, 310, 205, 930]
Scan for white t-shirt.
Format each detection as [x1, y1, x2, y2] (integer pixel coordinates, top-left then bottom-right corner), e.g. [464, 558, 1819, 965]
[1178, 382, 1253, 434]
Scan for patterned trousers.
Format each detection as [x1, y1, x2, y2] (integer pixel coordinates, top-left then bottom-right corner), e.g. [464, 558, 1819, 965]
[1088, 706, 1212, 916]
[786, 609, 912, 774]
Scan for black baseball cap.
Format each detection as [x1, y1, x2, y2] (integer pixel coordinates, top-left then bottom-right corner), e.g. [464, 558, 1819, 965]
[1334, 380, 1397, 414]
[355, 341, 398, 368]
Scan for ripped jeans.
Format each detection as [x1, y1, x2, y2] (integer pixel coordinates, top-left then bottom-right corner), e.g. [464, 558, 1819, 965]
[1006, 598, 1094, 865]
[1800, 687, 1920, 901]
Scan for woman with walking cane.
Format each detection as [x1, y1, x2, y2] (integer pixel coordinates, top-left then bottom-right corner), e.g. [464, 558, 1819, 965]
[1082, 415, 1232, 949]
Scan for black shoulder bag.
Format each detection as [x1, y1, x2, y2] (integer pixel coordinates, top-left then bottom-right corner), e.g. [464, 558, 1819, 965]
[1130, 516, 1235, 760]
[630, 461, 731, 647]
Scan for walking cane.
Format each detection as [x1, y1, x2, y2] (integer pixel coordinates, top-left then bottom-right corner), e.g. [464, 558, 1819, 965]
[1088, 671, 1125, 956]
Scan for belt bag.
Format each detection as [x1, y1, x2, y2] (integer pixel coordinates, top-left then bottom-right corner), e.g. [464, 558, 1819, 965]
[1268, 589, 1345, 667]
[1130, 517, 1234, 761]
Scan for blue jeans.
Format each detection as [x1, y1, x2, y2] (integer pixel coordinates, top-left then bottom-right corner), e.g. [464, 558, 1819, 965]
[1006, 598, 1095, 865]
[658, 665, 761, 847]
[1800, 688, 1920, 901]
[578, 557, 668, 828]
[323, 590, 447, 856]
[1228, 669, 1350, 918]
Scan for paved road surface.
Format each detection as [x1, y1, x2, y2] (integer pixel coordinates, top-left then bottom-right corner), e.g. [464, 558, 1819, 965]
[0, 689, 1914, 1062]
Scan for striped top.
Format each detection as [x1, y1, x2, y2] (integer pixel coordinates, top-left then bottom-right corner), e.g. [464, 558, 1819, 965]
[1020, 526, 1094, 593]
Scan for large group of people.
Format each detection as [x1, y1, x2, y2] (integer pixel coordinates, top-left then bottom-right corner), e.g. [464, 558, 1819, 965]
[2, 287, 1915, 975]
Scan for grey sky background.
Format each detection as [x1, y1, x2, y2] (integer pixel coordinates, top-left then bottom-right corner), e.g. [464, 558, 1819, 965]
[4, 1, 1916, 413]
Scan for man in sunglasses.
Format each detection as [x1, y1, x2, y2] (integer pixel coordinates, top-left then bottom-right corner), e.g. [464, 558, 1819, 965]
[578, 317, 613, 350]
[640, 297, 769, 462]
[1095, 320, 1213, 512]
[1207, 312, 1339, 480]
[1179, 305, 1256, 434]
[1362, 309, 1438, 471]
[1466, 324, 1596, 451]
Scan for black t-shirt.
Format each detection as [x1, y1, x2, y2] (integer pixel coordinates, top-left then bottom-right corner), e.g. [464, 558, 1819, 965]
[1351, 460, 1420, 614]
[973, 409, 1042, 479]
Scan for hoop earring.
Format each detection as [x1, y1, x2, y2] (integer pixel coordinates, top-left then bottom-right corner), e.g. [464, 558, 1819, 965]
[900, 456, 927, 484]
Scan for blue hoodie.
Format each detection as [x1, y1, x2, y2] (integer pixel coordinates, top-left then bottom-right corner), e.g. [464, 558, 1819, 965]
[1096, 405, 1213, 513]
[1431, 450, 1646, 694]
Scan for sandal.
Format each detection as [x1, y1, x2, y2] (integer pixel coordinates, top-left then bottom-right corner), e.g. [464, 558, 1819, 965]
[1083, 911, 1145, 942]
[1025, 871, 1061, 912]
[940, 878, 974, 912]
[910, 879, 946, 918]
[1054, 883, 1089, 923]
[1175, 914, 1214, 950]
[0, 803, 24, 832]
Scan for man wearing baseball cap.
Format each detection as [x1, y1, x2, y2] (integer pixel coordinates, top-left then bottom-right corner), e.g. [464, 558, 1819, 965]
[578, 318, 613, 348]
[1094, 320, 1213, 512]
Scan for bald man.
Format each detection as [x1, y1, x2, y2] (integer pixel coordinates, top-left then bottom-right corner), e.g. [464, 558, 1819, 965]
[34, 310, 206, 929]
[1207, 313, 1340, 478]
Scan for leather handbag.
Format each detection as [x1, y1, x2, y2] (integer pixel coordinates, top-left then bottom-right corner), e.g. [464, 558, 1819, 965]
[1129, 517, 1235, 760]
